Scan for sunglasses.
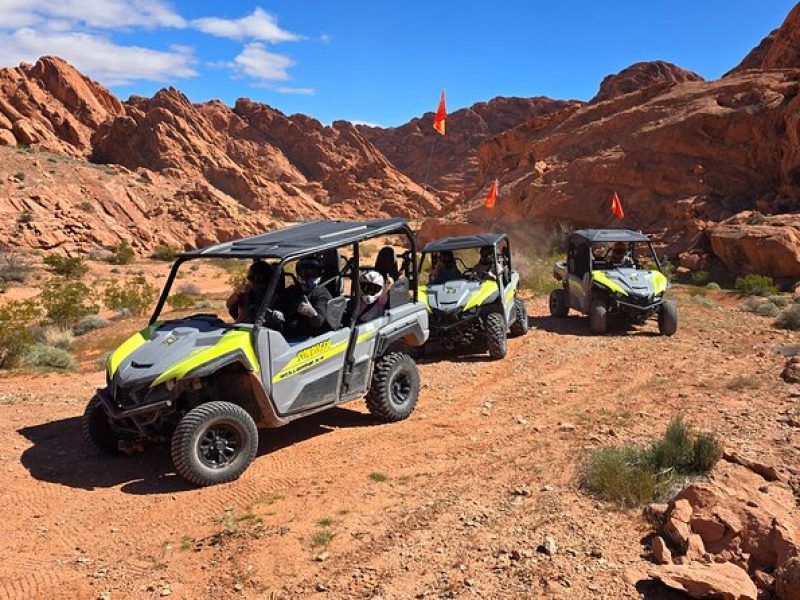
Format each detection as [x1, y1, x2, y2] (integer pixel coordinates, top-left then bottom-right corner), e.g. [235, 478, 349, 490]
[360, 282, 383, 295]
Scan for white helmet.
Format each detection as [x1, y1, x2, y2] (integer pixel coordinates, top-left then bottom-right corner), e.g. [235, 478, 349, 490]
[359, 270, 384, 305]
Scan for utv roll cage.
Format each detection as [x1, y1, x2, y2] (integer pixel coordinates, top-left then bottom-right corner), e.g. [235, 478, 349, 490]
[420, 232, 512, 274]
[567, 229, 663, 275]
[149, 218, 420, 327]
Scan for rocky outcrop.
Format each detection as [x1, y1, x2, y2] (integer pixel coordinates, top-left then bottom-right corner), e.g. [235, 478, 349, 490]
[707, 212, 800, 279]
[592, 61, 704, 103]
[649, 562, 757, 600]
[358, 96, 579, 192]
[728, 3, 800, 74]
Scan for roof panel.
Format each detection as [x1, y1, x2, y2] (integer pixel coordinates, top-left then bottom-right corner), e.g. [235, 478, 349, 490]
[181, 218, 409, 259]
[423, 233, 506, 253]
[570, 229, 651, 243]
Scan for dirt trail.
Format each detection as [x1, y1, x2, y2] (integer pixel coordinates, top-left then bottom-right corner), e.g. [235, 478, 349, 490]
[0, 293, 797, 599]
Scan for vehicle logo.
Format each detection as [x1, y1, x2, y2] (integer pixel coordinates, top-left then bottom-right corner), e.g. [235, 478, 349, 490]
[445, 287, 457, 294]
[164, 336, 176, 345]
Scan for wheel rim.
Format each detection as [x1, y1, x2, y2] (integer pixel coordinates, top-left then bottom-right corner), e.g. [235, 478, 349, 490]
[390, 371, 412, 406]
[549, 294, 557, 312]
[197, 421, 243, 469]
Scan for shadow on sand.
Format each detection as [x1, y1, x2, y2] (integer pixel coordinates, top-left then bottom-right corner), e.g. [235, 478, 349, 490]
[530, 316, 661, 338]
[18, 405, 377, 495]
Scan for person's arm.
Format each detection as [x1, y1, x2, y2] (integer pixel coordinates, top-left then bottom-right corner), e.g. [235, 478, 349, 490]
[297, 289, 329, 328]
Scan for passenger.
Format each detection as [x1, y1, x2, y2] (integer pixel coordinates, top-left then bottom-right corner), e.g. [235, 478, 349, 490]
[610, 241, 633, 267]
[472, 246, 497, 280]
[278, 257, 332, 338]
[226, 261, 275, 323]
[353, 270, 387, 323]
[429, 250, 461, 284]
[591, 243, 608, 261]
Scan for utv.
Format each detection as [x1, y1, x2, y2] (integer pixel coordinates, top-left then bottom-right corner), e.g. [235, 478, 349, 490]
[83, 219, 429, 486]
[549, 229, 678, 335]
[417, 233, 529, 359]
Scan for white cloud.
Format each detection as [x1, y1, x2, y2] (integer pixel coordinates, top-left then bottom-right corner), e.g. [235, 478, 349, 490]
[348, 120, 381, 128]
[231, 42, 293, 82]
[192, 8, 299, 42]
[0, 28, 196, 85]
[0, 0, 186, 30]
[319, 34, 331, 44]
[275, 86, 314, 95]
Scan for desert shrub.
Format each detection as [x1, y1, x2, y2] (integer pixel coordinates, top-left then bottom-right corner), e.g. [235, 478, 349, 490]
[690, 295, 716, 309]
[705, 282, 721, 291]
[177, 282, 202, 296]
[739, 297, 762, 313]
[775, 305, 800, 331]
[660, 261, 676, 282]
[103, 275, 156, 316]
[689, 271, 709, 286]
[169, 292, 195, 310]
[151, 245, 178, 262]
[194, 298, 214, 309]
[21, 344, 75, 371]
[794, 294, 800, 304]
[735, 274, 778, 296]
[768, 295, 787, 308]
[40, 281, 99, 327]
[755, 302, 780, 318]
[106, 241, 135, 265]
[34, 326, 75, 350]
[73, 314, 111, 336]
[0, 248, 33, 283]
[79, 201, 94, 213]
[43, 254, 88, 278]
[584, 417, 721, 507]
[227, 264, 249, 289]
[747, 211, 766, 225]
[0, 300, 41, 368]
[17, 210, 33, 224]
[688, 286, 707, 297]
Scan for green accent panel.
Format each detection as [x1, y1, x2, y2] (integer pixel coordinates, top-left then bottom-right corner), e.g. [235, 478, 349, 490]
[651, 270, 668, 295]
[107, 332, 146, 377]
[150, 330, 259, 387]
[464, 280, 500, 310]
[591, 271, 628, 296]
[417, 284, 432, 313]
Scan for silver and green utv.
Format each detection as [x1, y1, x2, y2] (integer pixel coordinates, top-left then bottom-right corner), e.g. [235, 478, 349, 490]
[83, 219, 429, 486]
[417, 233, 529, 359]
[549, 229, 677, 335]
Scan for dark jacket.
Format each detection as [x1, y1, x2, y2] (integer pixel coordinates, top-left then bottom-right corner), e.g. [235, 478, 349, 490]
[279, 283, 332, 338]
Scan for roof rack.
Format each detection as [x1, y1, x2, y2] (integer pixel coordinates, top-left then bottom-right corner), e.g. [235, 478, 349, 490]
[570, 229, 651, 243]
[422, 233, 507, 253]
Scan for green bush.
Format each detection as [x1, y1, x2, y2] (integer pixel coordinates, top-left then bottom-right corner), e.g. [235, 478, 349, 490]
[21, 344, 75, 371]
[106, 241, 135, 265]
[34, 326, 75, 350]
[775, 305, 800, 331]
[690, 271, 709, 286]
[169, 292, 195, 310]
[151, 245, 178, 262]
[739, 297, 761, 313]
[43, 254, 88, 278]
[768, 295, 788, 308]
[103, 275, 156, 316]
[735, 274, 778, 297]
[73, 314, 111, 336]
[755, 302, 780, 318]
[0, 249, 33, 283]
[584, 417, 721, 508]
[40, 281, 99, 327]
[690, 295, 716, 309]
[705, 282, 721, 291]
[0, 300, 41, 368]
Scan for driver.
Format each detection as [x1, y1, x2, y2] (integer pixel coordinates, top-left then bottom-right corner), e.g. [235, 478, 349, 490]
[429, 250, 461, 284]
[277, 256, 332, 338]
[472, 246, 497, 280]
[610, 241, 633, 267]
[592, 243, 608, 261]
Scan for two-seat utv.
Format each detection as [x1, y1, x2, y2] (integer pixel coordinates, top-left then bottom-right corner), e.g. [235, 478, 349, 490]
[417, 233, 529, 359]
[83, 219, 429, 486]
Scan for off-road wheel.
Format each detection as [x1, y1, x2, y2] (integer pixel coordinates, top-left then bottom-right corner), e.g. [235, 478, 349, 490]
[82, 393, 122, 455]
[509, 296, 530, 337]
[589, 299, 608, 335]
[485, 312, 508, 359]
[549, 288, 569, 317]
[171, 401, 258, 487]
[658, 300, 678, 336]
[366, 352, 420, 422]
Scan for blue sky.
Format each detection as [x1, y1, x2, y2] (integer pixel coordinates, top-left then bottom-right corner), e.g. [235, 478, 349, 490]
[0, 1, 795, 126]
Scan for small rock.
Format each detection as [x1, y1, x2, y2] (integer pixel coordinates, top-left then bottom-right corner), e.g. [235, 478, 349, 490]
[559, 423, 576, 432]
[316, 582, 328, 592]
[538, 537, 557, 556]
[652, 536, 673, 565]
[315, 552, 330, 562]
[685, 534, 706, 561]
[160, 588, 172, 597]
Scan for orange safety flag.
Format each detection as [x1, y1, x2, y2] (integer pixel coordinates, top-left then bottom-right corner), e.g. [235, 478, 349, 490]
[433, 89, 446, 135]
[485, 178, 499, 209]
[610, 191, 624, 220]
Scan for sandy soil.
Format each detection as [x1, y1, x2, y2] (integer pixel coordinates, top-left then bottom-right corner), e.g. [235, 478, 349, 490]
[0, 291, 797, 599]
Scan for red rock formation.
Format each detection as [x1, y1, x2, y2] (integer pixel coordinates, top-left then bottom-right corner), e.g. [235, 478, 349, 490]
[358, 96, 579, 192]
[591, 61, 704, 103]
[727, 3, 800, 74]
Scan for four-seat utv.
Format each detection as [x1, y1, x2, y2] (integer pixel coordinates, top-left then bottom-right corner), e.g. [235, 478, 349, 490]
[549, 229, 678, 335]
[417, 233, 529, 359]
[83, 219, 429, 486]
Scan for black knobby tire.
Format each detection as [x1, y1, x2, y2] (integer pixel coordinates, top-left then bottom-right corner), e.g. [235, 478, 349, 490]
[366, 352, 420, 422]
[658, 300, 679, 336]
[485, 312, 508, 359]
[82, 393, 123, 455]
[549, 288, 569, 318]
[170, 401, 258, 487]
[589, 299, 608, 335]
[509, 296, 530, 337]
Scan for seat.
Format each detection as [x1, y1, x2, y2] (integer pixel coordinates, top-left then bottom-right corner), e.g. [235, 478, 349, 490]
[374, 246, 400, 281]
[321, 249, 343, 296]
[386, 277, 410, 309]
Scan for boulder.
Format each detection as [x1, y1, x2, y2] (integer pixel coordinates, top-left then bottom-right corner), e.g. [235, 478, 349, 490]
[592, 60, 704, 103]
[776, 557, 800, 600]
[649, 562, 758, 600]
[782, 357, 800, 384]
[651, 536, 673, 565]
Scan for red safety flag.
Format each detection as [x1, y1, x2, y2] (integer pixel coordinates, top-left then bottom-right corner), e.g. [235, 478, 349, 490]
[610, 191, 624, 220]
[433, 89, 446, 135]
[485, 178, 499, 209]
